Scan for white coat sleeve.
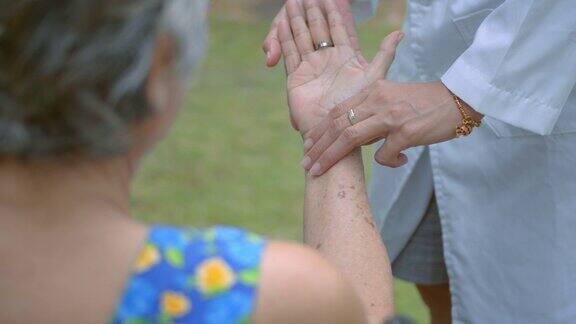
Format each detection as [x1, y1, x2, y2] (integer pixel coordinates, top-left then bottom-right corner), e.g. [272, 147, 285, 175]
[441, 0, 576, 135]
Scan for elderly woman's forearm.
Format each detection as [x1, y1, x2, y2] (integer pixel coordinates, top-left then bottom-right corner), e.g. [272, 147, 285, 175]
[303, 149, 394, 321]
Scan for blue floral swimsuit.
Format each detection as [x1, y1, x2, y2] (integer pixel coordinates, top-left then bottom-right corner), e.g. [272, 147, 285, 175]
[112, 225, 267, 324]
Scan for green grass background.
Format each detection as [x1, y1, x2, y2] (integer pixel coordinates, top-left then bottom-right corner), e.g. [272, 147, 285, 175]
[132, 4, 428, 322]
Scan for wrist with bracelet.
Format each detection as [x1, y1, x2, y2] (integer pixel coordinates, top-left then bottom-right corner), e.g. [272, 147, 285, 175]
[449, 91, 482, 137]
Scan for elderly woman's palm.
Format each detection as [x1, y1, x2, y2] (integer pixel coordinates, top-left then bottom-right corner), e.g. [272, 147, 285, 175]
[287, 45, 366, 133]
[279, 0, 401, 134]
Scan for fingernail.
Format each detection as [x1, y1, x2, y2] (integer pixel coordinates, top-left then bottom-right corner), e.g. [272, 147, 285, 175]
[300, 156, 312, 169]
[395, 32, 405, 45]
[303, 139, 314, 150]
[398, 154, 408, 166]
[309, 163, 322, 176]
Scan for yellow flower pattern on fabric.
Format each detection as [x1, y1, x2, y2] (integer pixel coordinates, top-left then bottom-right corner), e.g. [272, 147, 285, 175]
[161, 291, 191, 318]
[113, 226, 266, 323]
[197, 257, 236, 295]
[134, 244, 160, 272]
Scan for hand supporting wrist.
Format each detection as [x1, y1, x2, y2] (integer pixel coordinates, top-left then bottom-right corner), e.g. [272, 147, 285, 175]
[301, 80, 490, 173]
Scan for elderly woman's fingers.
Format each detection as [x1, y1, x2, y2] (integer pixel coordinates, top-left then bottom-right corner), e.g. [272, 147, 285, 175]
[322, 0, 351, 46]
[308, 117, 386, 176]
[366, 31, 403, 80]
[333, 0, 367, 66]
[303, 0, 332, 50]
[262, 7, 286, 67]
[286, 0, 315, 56]
[302, 107, 373, 170]
[278, 18, 301, 74]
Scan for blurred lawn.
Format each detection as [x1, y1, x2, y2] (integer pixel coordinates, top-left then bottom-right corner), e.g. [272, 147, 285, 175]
[133, 4, 428, 323]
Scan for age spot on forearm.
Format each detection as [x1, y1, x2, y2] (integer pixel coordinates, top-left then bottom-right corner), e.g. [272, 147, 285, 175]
[337, 190, 346, 199]
[363, 216, 375, 229]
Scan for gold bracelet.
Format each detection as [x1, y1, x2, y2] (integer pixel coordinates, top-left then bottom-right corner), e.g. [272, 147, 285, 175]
[451, 92, 481, 137]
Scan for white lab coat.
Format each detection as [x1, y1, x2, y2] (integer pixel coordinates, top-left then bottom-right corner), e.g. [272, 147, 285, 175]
[352, 0, 576, 322]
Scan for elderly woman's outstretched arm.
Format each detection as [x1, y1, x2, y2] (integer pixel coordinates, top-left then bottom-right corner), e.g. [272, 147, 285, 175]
[277, 0, 399, 322]
[304, 149, 394, 322]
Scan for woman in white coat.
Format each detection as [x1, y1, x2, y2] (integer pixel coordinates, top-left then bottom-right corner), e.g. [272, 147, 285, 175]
[264, 0, 576, 323]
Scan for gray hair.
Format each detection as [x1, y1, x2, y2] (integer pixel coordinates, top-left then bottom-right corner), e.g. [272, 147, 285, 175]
[0, 0, 208, 158]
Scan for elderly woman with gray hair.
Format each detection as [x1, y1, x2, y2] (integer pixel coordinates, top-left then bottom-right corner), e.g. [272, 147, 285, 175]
[0, 0, 405, 323]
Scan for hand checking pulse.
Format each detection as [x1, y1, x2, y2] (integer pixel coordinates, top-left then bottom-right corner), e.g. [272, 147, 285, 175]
[302, 81, 483, 175]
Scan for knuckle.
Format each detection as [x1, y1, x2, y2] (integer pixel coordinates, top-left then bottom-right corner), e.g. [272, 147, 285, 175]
[308, 146, 321, 159]
[397, 123, 417, 142]
[291, 26, 307, 38]
[327, 126, 340, 141]
[328, 108, 340, 119]
[315, 120, 330, 134]
[328, 15, 341, 28]
[330, 104, 347, 118]
[387, 104, 406, 120]
[334, 117, 349, 130]
[283, 46, 296, 57]
[317, 151, 331, 163]
[372, 86, 391, 103]
[341, 127, 358, 145]
[289, 15, 301, 25]
[307, 15, 324, 26]
[307, 126, 322, 138]
[374, 114, 393, 132]
[327, 119, 339, 131]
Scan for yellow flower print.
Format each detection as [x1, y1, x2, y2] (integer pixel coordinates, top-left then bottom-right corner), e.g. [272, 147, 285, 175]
[197, 257, 236, 295]
[161, 291, 191, 318]
[134, 244, 160, 272]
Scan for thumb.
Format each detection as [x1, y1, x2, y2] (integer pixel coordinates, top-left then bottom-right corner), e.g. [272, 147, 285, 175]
[264, 34, 282, 67]
[374, 132, 410, 168]
[366, 31, 404, 80]
[290, 113, 300, 132]
[263, 8, 287, 67]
